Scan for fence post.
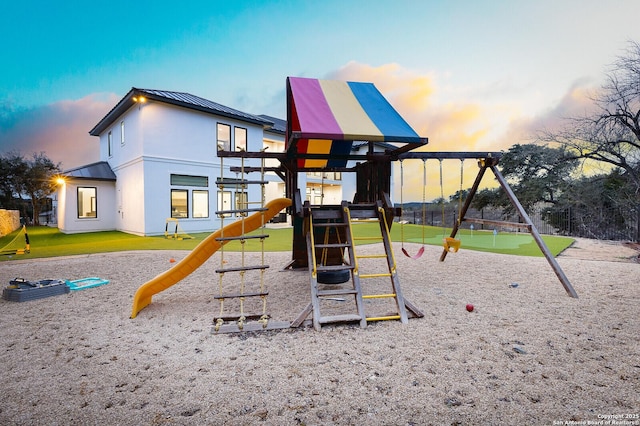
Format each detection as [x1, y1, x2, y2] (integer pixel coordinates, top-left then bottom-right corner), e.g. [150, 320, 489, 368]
[637, 204, 640, 242]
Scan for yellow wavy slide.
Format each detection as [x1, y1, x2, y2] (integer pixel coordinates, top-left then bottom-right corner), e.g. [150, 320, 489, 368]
[131, 198, 291, 318]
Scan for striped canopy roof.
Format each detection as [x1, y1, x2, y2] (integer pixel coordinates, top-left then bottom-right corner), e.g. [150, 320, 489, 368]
[286, 77, 427, 169]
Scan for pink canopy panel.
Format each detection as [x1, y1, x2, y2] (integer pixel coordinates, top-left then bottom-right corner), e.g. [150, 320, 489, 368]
[286, 77, 427, 169]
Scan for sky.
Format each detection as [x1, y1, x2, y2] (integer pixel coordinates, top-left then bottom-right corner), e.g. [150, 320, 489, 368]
[1, 0, 640, 201]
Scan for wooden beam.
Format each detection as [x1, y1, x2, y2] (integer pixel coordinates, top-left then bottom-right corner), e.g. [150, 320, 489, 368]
[489, 165, 578, 299]
[462, 218, 532, 231]
[440, 162, 490, 262]
[398, 151, 503, 160]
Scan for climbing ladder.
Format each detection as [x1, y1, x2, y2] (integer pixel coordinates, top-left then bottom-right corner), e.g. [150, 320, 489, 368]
[349, 201, 409, 325]
[212, 156, 289, 333]
[293, 200, 421, 331]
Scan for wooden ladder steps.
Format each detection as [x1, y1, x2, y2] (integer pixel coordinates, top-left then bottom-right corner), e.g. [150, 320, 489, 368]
[319, 314, 363, 324]
[316, 264, 354, 272]
[216, 234, 269, 242]
[314, 242, 350, 249]
[215, 265, 269, 273]
[312, 222, 348, 228]
[216, 178, 270, 186]
[214, 291, 268, 300]
[317, 288, 358, 297]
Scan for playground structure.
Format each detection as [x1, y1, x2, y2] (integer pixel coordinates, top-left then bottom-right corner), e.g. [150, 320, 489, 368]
[131, 76, 578, 332]
[0, 225, 30, 256]
[164, 218, 194, 240]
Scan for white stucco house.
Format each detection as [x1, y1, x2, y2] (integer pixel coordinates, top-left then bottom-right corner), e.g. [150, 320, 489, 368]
[56, 88, 355, 236]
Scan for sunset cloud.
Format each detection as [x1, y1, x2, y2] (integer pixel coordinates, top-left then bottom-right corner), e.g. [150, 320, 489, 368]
[330, 62, 599, 201]
[0, 93, 118, 170]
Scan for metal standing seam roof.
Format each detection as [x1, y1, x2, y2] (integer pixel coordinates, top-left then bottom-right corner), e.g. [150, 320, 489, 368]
[89, 88, 274, 136]
[258, 114, 286, 134]
[63, 161, 116, 180]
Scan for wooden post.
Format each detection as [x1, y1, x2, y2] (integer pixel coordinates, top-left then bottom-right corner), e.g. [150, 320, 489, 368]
[440, 159, 491, 261]
[490, 165, 578, 298]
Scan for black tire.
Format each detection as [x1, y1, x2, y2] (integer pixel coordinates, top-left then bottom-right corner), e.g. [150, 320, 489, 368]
[317, 270, 351, 284]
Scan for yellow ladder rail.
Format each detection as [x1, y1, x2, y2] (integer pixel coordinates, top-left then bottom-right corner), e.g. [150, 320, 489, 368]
[363, 293, 396, 299]
[356, 254, 387, 259]
[360, 273, 392, 279]
[367, 315, 401, 322]
[353, 236, 383, 242]
[308, 214, 318, 279]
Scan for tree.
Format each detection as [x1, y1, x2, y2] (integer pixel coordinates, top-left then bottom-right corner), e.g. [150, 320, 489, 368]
[474, 143, 578, 213]
[470, 187, 504, 211]
[538, 40, 640, 202]
[0, 153, 28, 211]
[0, 152, 61, 225]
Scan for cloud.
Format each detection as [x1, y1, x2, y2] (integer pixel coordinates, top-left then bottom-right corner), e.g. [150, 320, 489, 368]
[328, 62, 602, 202]
[330, 62, 516, 200]
[0, 93, 118, 170]
[497, 79, 598, 146]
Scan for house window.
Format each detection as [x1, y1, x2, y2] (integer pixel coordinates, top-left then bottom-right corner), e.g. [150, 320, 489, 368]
[171, 189, 188, 218]
[77, 187, 97, 218]
[217, 123, 231, 151]
[120, 121, 125, 146]
[108, 131, 113, 157]
[170, 174, 209, 219]
[235, 127, 247, 151]
[192, 190, 209, 218]
[170, 174, 208, 187]
[217, 191, 232, 217]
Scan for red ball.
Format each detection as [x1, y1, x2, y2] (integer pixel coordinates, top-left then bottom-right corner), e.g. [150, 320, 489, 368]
[465, 304, 474, 312]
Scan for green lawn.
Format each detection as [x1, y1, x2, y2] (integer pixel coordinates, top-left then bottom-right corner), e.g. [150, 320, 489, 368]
[0, 223, 574, 261]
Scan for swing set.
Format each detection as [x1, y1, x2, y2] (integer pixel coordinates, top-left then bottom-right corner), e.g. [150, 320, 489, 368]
[398, 157, 465, 258]
[397, 152, 577, 298]
[399, 159, 426, 259]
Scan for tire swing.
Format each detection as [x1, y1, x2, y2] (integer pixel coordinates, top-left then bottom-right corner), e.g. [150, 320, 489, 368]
[317, 223, 351, 284]
[316, 175, 350, 284]
[441, 159, 462, 253]
[399, 159, 426, 259]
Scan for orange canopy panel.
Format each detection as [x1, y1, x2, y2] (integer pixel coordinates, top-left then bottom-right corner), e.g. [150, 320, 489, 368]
[286, 77, 427, 169]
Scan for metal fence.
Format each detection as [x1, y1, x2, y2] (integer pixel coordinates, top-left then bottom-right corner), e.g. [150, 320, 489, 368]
[400, 204, 640, 242]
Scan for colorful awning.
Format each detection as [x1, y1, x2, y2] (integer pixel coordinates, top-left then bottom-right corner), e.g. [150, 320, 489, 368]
[286, 77, 427, 169]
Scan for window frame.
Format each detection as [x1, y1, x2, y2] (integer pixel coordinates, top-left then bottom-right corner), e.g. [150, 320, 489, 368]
[234, 126, 247, 151]
[217, 123, 231, 151]
[77, 186, 97, 219]
[170, 174, 208, 187]
[170, 189, 189, 219]
[192, 190, 209, 218]
[108, 131, 113, 157]
[120, 121, 125, 146]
